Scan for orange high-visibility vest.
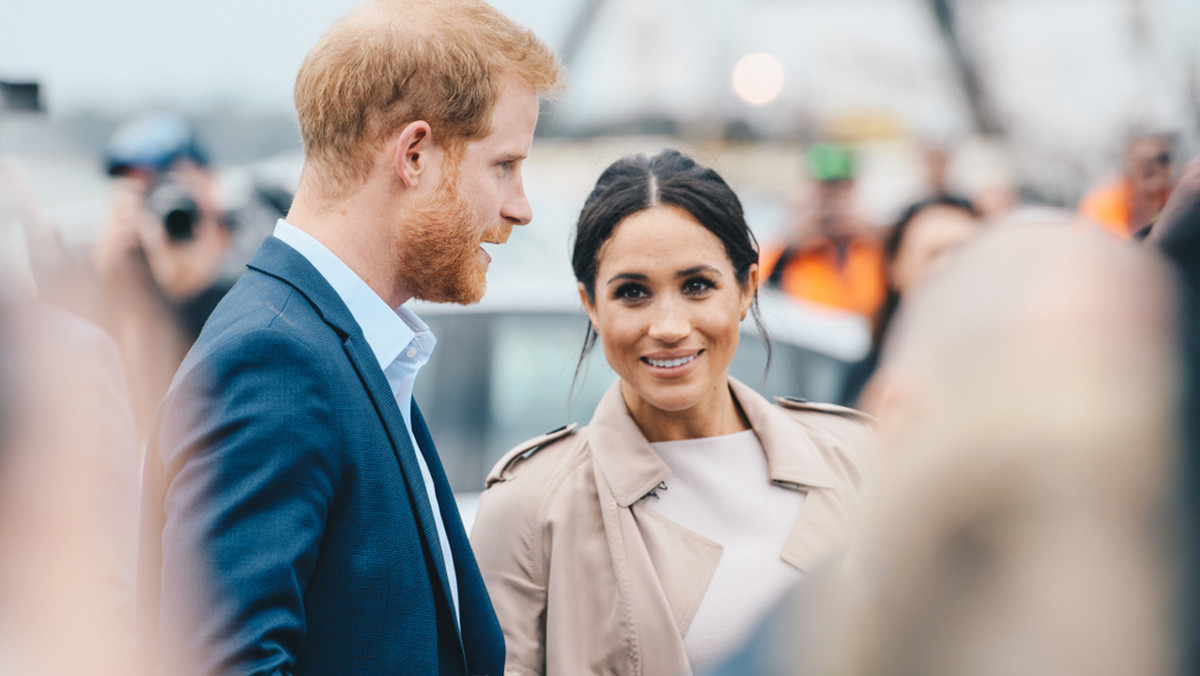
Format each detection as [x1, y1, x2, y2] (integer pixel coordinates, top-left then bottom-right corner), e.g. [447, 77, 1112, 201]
[760, 237, 887, 317]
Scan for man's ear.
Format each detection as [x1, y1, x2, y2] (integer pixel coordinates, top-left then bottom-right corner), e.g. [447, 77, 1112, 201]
[394, 120, 435, 188]
[578, 283, 599, 327]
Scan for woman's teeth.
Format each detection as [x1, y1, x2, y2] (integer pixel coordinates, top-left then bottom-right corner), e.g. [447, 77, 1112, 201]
[646, 354, 697, 368]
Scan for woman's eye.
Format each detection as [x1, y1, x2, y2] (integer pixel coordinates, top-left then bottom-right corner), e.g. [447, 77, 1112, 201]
[683, 277, 715, 295]
[614, 283, 648, 301]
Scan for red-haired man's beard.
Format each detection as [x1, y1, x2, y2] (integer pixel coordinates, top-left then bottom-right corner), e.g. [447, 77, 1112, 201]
[396, 177, 511, 305]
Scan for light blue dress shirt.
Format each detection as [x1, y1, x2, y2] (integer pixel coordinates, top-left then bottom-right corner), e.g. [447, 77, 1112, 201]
[272, 219, 460, 627]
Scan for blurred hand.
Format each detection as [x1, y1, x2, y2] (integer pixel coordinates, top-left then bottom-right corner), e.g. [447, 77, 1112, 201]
[0, 158, 47, 229]
[135, 164, 230, 301]
[95, 165, 230, 303]
[0, 158, 69, 295]
[94, 176, 151, 288]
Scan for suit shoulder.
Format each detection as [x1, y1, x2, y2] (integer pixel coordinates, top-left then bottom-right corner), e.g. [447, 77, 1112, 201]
[484, 423, 585, 488]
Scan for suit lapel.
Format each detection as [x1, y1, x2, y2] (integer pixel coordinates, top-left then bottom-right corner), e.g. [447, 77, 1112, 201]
[412, 404, 506, 675]
[249, 238, 466, 652]
[340, 333, 459, 613]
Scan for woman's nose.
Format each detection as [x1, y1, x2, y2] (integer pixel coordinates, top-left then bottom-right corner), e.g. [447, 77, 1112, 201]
[648, 301, 690, 343]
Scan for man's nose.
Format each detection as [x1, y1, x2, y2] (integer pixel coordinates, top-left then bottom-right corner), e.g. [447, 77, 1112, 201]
[502, 182, 532, 226]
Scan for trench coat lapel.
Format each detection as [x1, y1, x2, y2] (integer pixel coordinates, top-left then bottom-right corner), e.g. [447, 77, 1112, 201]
[587, 375, 859, 648]
[586, 381, 721, 666]
[729, 379, 855, 573]
[587, 383, 672, 508]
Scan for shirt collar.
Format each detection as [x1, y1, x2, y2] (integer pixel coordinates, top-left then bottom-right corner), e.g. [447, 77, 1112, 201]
[272, 219, 435, 370]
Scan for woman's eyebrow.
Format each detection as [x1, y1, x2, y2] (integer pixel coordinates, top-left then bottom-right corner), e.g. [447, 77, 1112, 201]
[675, 265, 721, 278]
[606, 265, 723, 285]
[606, 272, 649, 285]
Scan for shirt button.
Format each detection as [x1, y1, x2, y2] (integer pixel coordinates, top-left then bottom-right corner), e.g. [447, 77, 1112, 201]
[406, 347, 418, 359]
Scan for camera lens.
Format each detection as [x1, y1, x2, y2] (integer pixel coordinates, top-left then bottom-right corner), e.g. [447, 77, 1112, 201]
[146, 180, 199, 242]
[162, 206, 197, 241]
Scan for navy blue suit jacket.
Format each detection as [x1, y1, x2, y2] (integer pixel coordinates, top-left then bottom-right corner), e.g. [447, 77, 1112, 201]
[138, 236, 505, 675]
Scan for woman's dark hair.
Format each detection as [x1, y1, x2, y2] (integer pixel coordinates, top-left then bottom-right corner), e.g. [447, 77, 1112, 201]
[570, 149, 770, 384]
[871, 195, 979, 348]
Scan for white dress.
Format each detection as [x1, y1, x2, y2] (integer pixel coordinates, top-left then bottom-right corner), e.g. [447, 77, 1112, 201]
[644, 429, 808, 673]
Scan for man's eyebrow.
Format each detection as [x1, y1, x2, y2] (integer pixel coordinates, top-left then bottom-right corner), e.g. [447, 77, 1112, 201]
[497, 150, 527, 162]
[606, 272, 649, 284]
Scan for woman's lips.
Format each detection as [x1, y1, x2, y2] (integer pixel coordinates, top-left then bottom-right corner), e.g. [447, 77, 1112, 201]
[640, 350, 703, 376]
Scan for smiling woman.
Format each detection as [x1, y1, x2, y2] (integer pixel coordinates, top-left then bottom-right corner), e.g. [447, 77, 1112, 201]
[470, 149, 877, 676]
[584, 204, 755, 440]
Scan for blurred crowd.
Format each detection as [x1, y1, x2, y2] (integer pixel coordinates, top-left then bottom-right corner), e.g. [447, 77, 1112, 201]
[0, 112, 288, 673]
[1, 9, 1199, 675]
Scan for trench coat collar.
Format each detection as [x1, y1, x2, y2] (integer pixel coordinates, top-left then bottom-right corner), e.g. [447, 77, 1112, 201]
[588, 377, 836, 508]
[729, 378, 837, 489]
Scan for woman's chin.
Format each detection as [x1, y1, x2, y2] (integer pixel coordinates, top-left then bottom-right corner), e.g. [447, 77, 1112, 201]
[623, 383, 707, 416]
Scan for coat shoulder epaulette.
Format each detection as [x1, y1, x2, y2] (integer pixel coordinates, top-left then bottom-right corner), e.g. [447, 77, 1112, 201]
[485, 423, 579, 487]
[773, 396, 876, 424]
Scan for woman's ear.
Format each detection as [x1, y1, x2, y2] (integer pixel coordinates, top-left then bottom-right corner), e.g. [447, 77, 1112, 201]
[740, 263, 759, 319]
[394, 121, 435, 188]
[578, 282, 599, 327]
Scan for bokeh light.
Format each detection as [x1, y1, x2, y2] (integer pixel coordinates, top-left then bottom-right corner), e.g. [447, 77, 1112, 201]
[732, 52, 785, 106]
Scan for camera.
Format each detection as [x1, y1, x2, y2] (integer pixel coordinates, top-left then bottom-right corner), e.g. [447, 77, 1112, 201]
[145, 178, 200, 242]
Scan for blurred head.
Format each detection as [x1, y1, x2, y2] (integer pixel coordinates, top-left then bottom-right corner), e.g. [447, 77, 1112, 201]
[102, 113, 223, 246]
[293, 0, 562, 200]
[885, 196, 979, 295]
[806, 142, 858, 242]
[1125, 133, 1174, 202]
[104, 112, 209, 179]
[876, 222, 1178, 453]
[572, 150, 764, 414]
[866, 196, 979, 352]
[823, 224, 1180, 676]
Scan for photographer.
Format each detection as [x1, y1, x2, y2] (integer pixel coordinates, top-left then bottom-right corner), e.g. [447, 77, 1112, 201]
[94, 113, 284, 441]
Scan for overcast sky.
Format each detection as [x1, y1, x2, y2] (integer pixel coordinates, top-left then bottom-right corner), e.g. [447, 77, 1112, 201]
[0, 0, 571, 114]
[3, 0, 1198, 155]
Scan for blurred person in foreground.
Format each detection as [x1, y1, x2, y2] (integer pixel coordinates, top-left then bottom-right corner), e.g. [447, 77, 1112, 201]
[811, 223, 1181, 675]
[759, 142, 887, 319]
[1079, 131, 1175, 239]
[470, 149, 875, 676]
[1146, 151, 1200, 675]
[137, 2, 562, 675]
[838, 195, 980, 407]
[95, 112, 289, 441]
[0, 166, 139, 675]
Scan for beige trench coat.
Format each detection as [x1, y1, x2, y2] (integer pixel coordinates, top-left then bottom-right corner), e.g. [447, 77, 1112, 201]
[470, 378, 874, 676]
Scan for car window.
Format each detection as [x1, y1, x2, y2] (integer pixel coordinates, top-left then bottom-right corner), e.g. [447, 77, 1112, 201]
[488, 313, 613, 473]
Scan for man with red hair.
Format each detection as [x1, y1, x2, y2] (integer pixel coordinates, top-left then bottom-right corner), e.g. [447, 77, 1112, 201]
[137, 2, 563, 674]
